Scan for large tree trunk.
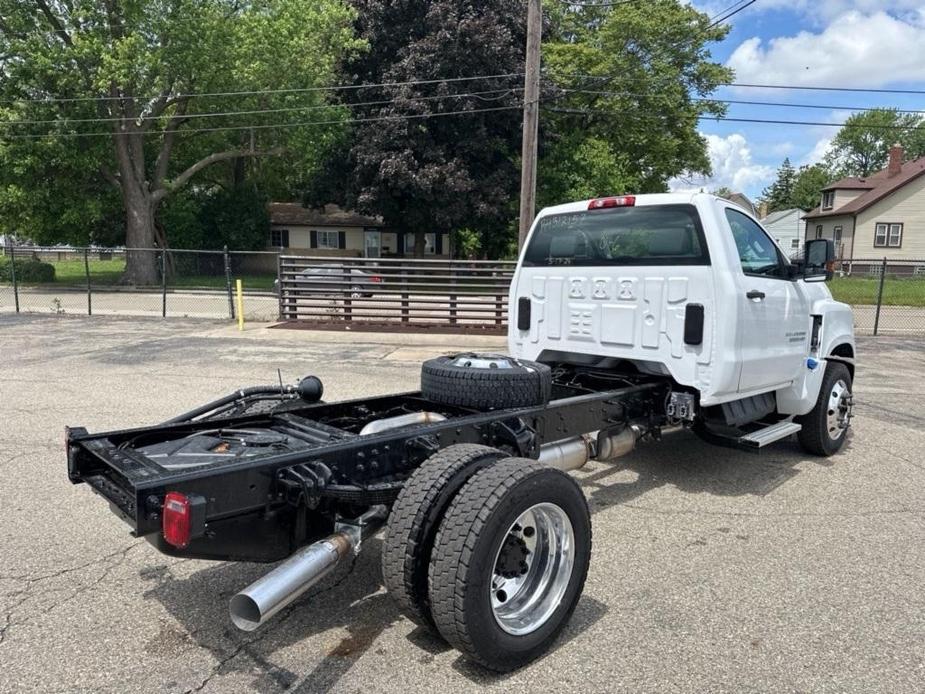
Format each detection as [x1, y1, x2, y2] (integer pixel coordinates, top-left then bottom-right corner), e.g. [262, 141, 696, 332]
[113, 124, 161, 285]
[122, 180, 160, 286]
[413, 230, 426, 258]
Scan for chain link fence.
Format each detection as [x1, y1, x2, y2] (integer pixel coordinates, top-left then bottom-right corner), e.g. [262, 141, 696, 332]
[2, 245, 924, 335]
[832, 258, 925, 335]
[0, 245, 280, 321]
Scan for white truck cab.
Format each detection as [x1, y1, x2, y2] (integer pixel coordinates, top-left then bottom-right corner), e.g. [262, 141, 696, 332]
[509, 192, 856, 455]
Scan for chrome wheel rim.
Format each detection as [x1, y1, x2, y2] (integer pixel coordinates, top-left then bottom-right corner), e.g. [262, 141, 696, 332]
[490, 503, 575, 636]
[349, 286, 363, 299]
[826, 379, 852, 440]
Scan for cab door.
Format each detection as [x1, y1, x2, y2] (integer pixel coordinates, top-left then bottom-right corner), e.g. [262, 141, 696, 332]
[723, 207, 809, 393]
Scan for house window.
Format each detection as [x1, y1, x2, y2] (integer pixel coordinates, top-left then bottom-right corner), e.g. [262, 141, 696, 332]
[875, 223, 903, 248]
[791, 238, 800, 250]
[269, 228, 289, 248]
[815, 225, 823, 239]
[316, 230, 340, 249]
[822, 191, 835, 210]
[404, 233, 436, 254]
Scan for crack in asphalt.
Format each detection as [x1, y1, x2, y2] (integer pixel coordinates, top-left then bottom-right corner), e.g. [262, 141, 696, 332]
[184, 554, 360, 694]
[0, 541, 144, 647]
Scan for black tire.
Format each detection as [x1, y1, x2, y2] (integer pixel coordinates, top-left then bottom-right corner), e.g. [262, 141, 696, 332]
[381, 444, 506, 629]
[428, 458, 592, 671]
[420, 354, 552, 410]
[797, 361, 853, 456]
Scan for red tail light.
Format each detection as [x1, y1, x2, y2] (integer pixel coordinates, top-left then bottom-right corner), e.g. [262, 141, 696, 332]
[163, 491, 192, 549]
[370, 275, 382, 283]
[588, 196, 635, 209]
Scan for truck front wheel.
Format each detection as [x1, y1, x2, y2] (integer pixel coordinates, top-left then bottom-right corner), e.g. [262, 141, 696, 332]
[428, 458, 592, 671]
[797, 361, 853, 456]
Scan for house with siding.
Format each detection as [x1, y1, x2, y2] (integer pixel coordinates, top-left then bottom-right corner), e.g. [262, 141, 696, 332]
[267, 203, 449, 259]
[803, 145, 925, 264]
[760, 208, 804, 256]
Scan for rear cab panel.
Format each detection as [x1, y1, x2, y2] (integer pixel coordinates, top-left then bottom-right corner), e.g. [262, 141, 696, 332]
[509, 194, 741, 404]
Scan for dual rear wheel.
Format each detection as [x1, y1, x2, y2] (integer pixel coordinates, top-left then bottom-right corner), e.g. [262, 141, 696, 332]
[382, 446, 591, 671]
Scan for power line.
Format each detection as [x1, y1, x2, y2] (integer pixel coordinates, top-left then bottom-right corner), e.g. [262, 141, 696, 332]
[707, 0, 760, 28]
[2, 103, 523, 140]
[561, 88, 925, 115]
[545, 105, 925, 130]
[555, 73, 925, 95]
[0, 72, 525, 106]
[0, 88, 522, 127]
[724, 83, 925, 95]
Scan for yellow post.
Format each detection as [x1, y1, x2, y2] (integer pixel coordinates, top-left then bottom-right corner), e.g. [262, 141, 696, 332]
[236, 279, 244, 331]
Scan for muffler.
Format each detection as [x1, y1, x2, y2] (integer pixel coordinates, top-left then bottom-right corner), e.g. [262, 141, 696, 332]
[230, 506, 387, 631]
[538, 426, 641, 472]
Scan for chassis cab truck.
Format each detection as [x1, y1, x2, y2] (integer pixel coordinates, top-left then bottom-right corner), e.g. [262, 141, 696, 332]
[65, 193, 855, 671]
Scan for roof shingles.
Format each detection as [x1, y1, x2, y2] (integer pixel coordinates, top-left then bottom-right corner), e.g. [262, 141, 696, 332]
[805, 155, 925, 219]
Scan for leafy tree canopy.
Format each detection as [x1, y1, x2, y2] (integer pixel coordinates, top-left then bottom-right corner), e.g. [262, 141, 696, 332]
[824, 108, 925, 178]
[304, 0, 526, 257]
[0, 0, 361, 282]
[792, 164, 831, 212]
[539, 0, 733, 203]
[760, 157, 796, 213]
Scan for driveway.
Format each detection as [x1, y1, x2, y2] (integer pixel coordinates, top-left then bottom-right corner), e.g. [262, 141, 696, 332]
[0, 315, 922, 693]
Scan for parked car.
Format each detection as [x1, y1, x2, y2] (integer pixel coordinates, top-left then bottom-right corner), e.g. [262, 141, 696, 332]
[273, 266, 383, 298]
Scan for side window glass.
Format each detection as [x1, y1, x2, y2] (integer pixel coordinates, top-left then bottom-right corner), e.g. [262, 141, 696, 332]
[724, 208, 785, 277]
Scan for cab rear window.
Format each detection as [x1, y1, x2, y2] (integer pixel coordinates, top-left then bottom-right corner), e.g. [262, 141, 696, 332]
[522, 204, 710, 267]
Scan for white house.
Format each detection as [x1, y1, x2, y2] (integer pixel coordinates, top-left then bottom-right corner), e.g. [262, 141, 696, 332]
[760, 208, 804, 256]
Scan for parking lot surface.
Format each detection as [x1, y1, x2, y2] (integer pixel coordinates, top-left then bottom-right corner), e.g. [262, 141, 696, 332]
[0, 315, 922, 693]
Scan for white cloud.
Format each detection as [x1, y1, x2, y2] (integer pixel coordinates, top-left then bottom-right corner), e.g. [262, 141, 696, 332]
[802, 137, 833, 166]
[670, 133, 774, 195]
[727, 11, 925, 88]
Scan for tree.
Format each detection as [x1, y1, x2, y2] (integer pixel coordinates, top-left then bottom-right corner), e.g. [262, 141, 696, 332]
[824, 109, 925, 178]
[539, 0, 733, 201]
[305, 0, 526, 257]
[791, 164, 831, 211]
[0, 1, 361, 283]
[760, 157, 796, 213]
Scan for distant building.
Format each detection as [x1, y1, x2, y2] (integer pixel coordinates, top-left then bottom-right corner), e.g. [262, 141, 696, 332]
[725, 192, 758, 216]
[267, 203, 449, 259]
[804, 145, 925, 260]
[760, 208, 805, 256]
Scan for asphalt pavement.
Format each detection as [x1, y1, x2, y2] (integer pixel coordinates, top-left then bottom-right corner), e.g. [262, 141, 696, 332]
[0, 315, 922, 693]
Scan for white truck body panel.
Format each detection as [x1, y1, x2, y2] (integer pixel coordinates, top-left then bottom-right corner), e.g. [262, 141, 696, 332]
[508, 193, 855, 411]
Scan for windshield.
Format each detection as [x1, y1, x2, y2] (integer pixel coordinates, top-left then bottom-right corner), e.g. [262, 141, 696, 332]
[522, 204, 709, 267]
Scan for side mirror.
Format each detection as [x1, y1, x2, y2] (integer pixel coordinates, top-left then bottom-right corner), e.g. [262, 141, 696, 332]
[803, 238, 834, 282]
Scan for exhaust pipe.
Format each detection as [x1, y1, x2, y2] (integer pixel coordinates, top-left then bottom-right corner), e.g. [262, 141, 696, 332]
[230, 506, 387, 631]
[359, 411, 446, 436]
[538, 426, 641, 472]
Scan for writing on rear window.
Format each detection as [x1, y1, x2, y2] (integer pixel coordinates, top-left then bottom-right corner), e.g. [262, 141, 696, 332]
[522, 204, 710, 267]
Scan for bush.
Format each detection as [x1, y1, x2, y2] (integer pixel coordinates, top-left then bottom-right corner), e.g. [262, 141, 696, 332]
[0, 256, 56, 283]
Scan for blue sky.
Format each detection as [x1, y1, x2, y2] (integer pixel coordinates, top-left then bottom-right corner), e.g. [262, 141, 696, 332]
[670, 1, 925, 200]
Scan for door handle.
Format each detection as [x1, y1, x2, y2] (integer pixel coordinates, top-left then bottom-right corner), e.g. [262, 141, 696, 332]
[746, 290, 766, 300]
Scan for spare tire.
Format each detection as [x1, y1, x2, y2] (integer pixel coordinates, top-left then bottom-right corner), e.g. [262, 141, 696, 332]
[420, 354, 552, 410]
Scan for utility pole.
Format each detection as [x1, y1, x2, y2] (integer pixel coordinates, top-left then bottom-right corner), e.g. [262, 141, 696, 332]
[518, 0, 542, 250]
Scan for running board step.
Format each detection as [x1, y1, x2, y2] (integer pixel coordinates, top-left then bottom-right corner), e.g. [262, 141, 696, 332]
[740, 421, 802, 449]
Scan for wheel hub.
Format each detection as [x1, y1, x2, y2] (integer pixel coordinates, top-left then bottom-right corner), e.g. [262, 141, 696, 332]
[826, 379, 853, 440]
[496, 534, 530, 578]
[489, 503, 576, 636]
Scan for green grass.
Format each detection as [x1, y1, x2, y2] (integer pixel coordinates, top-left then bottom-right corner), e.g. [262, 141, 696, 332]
[24, 258, 277, 290]
[50, 258, 125, 284]
[829, 276, 925, 306]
